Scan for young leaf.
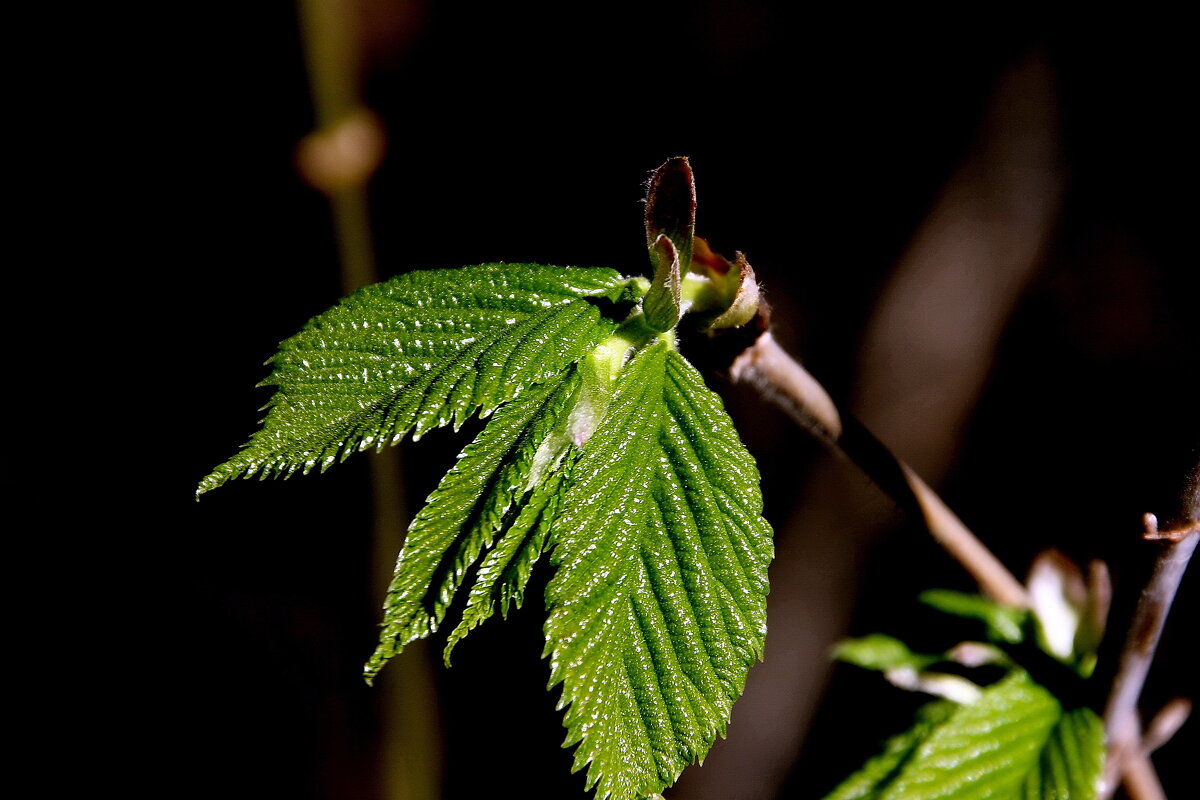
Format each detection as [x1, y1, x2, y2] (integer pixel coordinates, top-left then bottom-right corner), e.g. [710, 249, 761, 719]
[919, 589, 1028, 644]
[366, 371, 580, 680]
[833, 634, 984, 704]
[645, 157, 696, 275]
[879, 671, 1058, 799]
[442, 451, 578, 663]
[832, 634, 941, 673]
[200, 159, 777, 800]
[1018, 708, 1104, 800]
[684, 238, 763, 331]
[544, 341, 774, 800]
[643, 233, 683, 332]
[823, 701, 958, 800]
[822, 671, 1105, 800]
[641, 157, 696, 333]
[198, 264, 632, 495]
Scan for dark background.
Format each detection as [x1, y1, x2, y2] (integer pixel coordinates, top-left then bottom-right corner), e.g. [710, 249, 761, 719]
[128, 3, 1197, 798]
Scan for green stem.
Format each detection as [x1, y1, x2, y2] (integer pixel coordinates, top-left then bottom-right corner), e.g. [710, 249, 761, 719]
[680, 272, 724, 316]
[565, 314, 666, 447]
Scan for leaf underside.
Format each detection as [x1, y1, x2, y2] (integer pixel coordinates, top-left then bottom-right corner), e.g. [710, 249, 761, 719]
[823, 671, 1104, 800]
[198, 263, 628, 495]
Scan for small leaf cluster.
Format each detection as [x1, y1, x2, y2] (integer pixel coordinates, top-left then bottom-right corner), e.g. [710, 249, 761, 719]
[824, 577, 1108, 800]
[200, 158, 772, 799]
[824, 671, 1103, 800]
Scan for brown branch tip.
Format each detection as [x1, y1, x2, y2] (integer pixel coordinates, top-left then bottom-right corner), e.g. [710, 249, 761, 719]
[1142, 511, 1200, 542]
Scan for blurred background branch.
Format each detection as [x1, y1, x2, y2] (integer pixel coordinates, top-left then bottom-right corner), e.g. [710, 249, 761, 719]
[1101, 462, 1199, 800]
[298, 3, 438, 799]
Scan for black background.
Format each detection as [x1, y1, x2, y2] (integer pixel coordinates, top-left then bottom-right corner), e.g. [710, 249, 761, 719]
[112, 3, 1198, 798]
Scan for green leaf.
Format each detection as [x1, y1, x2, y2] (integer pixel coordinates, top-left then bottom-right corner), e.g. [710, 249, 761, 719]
[920, 589, 1027, 644]
[1018, 709, 1104, 800]
[544, 341, 774, 800]
[823, 671, 1105, 800]
[645, 157, 696, 275]
[682, 239, 763, 331]
[365, 371, 580, 681]
[443, 451, 577, 663]
[878, 671, 1058, 799]
[832, 634, 985, 704]
[823, 701, 958, 800]
[643, 233, 683, 332]
[202, 256, 776, 798]
[832, 634, 940, 673]
[198, 263, 631, 496]
[641, 157, 695, 333]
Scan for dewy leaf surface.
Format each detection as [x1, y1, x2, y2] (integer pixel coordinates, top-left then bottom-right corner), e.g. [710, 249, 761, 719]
[823, 671, 1104, 800]
[199, 264, 629, 495]
[544, 341, 774, 800]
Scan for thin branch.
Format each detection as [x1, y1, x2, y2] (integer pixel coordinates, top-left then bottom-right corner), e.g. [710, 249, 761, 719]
[901, 466, 1029, 607]
[1117, 699, 1190, 800]
[729, 331, 843, 441]
[1103, 700, 1192, 800]
[1099, 460, 1200, 800]
[1142, 511, 1200, 543]
[1121, 751, 1167, 800]
[730, 330, 1029, 608]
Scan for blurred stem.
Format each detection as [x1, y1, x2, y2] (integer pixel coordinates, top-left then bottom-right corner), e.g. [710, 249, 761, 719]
[298, 0, 360, 127]
[331, 186, 377, 295]
[298, 0, 378, 292]
[297, 3, 439, 799]
[1121, 752, 1167, 800]
[730, 330, 1029, 608]
[1099, 461, 1199, 800]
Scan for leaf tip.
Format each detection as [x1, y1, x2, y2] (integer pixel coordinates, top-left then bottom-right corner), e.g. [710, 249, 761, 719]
[196, 462, 237, 498]
[645, 156, 697, 278]
[644, 234, 683, 332]
[363, 650, 388, 686]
